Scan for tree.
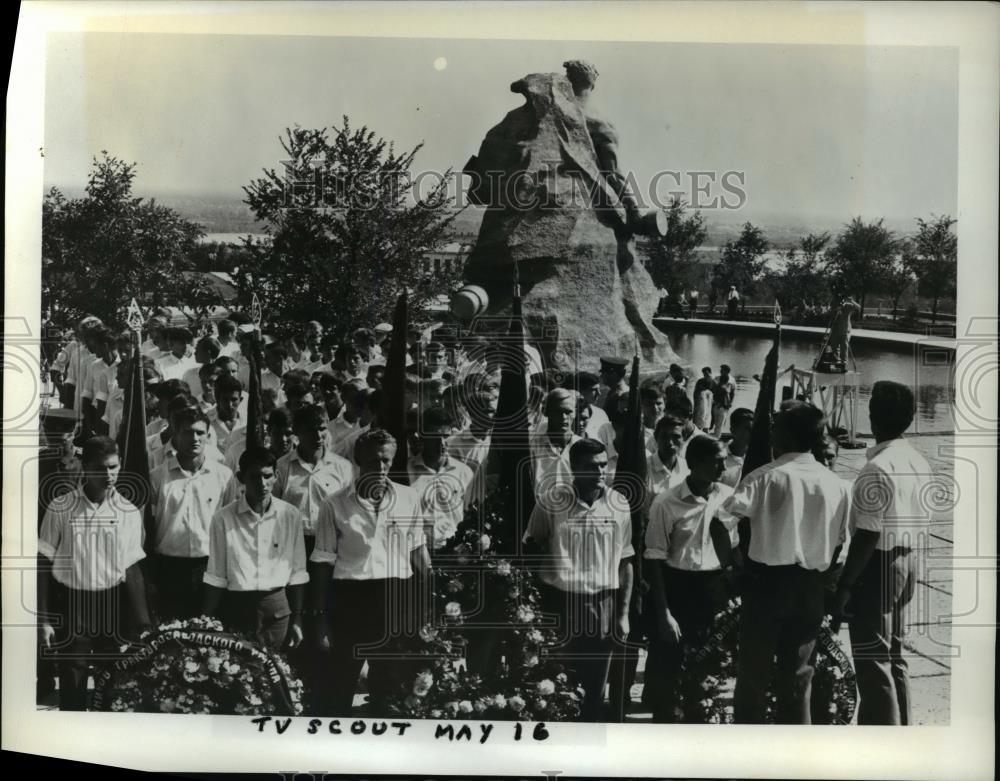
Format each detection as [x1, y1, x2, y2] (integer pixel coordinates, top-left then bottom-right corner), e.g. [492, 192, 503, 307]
[825, 217, 898, 317]
[711, 222, 769, 300]
[238, 119, 461, 335]
[765, 232, 832, 313]
[42, 153, 212, 326]
[902, 215, 957, 323]
[637, 200, 708, 297]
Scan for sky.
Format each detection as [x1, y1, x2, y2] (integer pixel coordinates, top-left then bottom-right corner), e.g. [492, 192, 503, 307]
[43, 32, 958, 222]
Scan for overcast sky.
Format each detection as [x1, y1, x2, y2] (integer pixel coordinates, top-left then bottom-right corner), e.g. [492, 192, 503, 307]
[43, 32, 958, 222]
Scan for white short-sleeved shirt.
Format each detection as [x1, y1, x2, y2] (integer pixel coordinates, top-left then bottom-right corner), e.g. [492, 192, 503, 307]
[447, 430, 492, 505]
[523, 485, 635, 594]
[646, 451, 690, 505]
[644, 480, 737, 571]
[326, 409, 358, 450]
[104, 387, 125, 440]
[529, 431, 582, 497]
[310, 483, 425, 580]
[93, 358, 119, 403]
[207, 409, 242, 453]
[157, 353, 197, 382]
[407, 455, 474, 549]
[81, 356, 104, 401]
[203, 495, 309, 592]
[849, 438, 934, 551]
[150, 455, 234, 558]
[39, 487, 145, 591]
[274, 447, 354, 535]
[223, 426, 250, 472]
[719, 451, 850, 571]
[333, 423, 370, 463]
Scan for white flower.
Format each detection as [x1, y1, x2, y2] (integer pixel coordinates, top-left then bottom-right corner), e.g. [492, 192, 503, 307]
[412, 671, 434, 697]
[536, 699, 548, 710]
[447, 579, 464, 593]
[536, 679, 555, 696]
[496, 560, 512, 576]
[524, 654, 539, 668]
[404, 694, 422, 709]
[492, 694, 507, 709]
[445, 601, 462, 618]
[430, 709, 443, 718]
[418, 624, 438, 643]
[528, 629, 545, 644]
[516, 606, 535, 623]
[458, 700, 473, 714]
[508, 695, 526, 713]
[445, 701, 460, 715]
[473, 698, 488, 713]
[478, 534, 491, 551]
[556, 673, 568, 684]
[184, 660, 200, 673]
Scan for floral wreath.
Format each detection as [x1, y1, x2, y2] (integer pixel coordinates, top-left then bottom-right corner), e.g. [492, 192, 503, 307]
[91, 616, 305, 715]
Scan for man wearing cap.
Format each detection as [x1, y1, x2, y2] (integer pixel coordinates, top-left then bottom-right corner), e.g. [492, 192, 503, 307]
[598, 357, 629, 427]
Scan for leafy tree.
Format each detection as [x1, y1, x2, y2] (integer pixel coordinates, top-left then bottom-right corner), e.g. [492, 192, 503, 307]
[42, 153, 211, 326]
[711, 222, 769, 299]
[902, 215, 957, 323]
[638, 200, 708, 297]
[765, 232, 831, 311]
[238, 118, 460, 336]
[825, 217, 898, 317]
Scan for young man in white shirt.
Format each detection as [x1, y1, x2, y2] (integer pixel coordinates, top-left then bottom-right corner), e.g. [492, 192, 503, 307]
[308, 429, 431, 714]
[529, 388, 582, 499]
[448, 390, 498, 507]
[646, 414, 691, 504]
[38, 436, 151, 710]
[181, 336, 222, 401]
[834, 381, 932, 725]
[203, 446, 308, 651]
[643, 436, 735, 722]
[216, 319, 240, 358]
[149, 407, 234, 620]
[408, 407, 474, 551]
[710, 401, 850, 724]
[156, 327, 197, 381]
[523, 439, 634, 722]
[719, 407, 754, 488]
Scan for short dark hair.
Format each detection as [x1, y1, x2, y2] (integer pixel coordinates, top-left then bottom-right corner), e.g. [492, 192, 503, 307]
[196, 336, 222, 360]
[154, 379, 191, 401]
[217, 319, 236, 337]
[267, 407, 293, 431]
[654, 413, 686, 438]
[172, 405, 210, 432]
[774, 401, 826, 453]
[199, 363, 222, 381]
[730, 407, 754, 429]
[239, 446, 277, 475]
[420, 406, 454, 432]
[292, 403, 328, 431]
[214, 374, 244, 396]
[640, 386, 663, 403]
[571, 371, 601, 391]
[354, 428, 396, 463]
[264, 341, 288, 360]
[214, 355, 239, 372]
[283, 368, 310, 388]
[685, 435, 724, 468]
[702, 366, 712, 374]
[720, 364, 731, 373]
[81, 435, 118, 465]
[319, 373, 343, 393]
[568, 437, 607, 468]
[664, 393, 693, 421]
[869, 380, 915, 438]
[166, 327, 193, 343]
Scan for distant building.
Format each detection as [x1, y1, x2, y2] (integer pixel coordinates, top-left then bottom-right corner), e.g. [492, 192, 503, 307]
[423, 241, 473, 277]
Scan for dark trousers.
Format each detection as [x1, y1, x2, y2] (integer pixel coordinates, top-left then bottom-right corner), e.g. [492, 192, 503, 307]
[848, 548, 916, 725]
[734, 562, 826, 724]
[151, 553, 209, 621]
[324, 578, 417, 716]
[222, 588, 291, 650]
[541, 584, 619, 722]
[289, 537, 328, 707]
[644, 566, 729, 722]
[48, 582, 129, 711]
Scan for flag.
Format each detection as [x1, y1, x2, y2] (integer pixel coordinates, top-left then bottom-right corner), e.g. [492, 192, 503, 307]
[382, 290, 410, 484]
[738, 303, 781, 554]
[119, 332, 151, 513]
[245, 331, 265, 451]
[490, 264, 534, 553]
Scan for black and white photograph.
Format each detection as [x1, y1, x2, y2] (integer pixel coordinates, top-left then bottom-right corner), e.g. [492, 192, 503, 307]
[3, 2, 996, 779]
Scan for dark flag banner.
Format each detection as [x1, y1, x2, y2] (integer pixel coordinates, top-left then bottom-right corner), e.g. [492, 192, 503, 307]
[119, 331, 152, 512]
[609, 352, 647, 722]
[737, 302, 782, 553]
[383, 290, 410, 484]
[245, 331, 265, 452]
[491, 264, 534, 554]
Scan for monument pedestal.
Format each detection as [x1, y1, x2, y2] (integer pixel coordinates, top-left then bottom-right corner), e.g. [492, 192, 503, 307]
[790, 367, 861, 443]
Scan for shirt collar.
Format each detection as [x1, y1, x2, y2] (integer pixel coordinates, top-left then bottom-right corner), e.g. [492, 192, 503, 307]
[867, 437, 907, 459]
[774, 451, 820, 466]
[351, 481, 397, 512]
[76, 485, 117, 510]
[292, 446, 337, 469]
[409, 454, 456, 474]
[236, 494, 276, 523]
[168, 452, 213, 476]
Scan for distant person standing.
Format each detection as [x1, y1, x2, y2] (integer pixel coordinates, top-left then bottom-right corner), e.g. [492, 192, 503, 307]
[834, 381, 931, 725]
[711, 365, 736, 437]
[688, 288, 699, 318]
[827, 298, 861, 369]
[726, 286, 740, 320]
[692, 367, 716, 431]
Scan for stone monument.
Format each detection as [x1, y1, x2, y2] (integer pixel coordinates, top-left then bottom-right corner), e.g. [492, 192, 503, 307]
[461, 61, 681, 372]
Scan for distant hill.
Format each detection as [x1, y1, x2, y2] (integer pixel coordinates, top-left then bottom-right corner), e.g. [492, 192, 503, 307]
[45, 186, 921, 248]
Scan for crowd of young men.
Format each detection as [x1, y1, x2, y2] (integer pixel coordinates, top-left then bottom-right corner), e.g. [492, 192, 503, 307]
[40, 312, 930, 726]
